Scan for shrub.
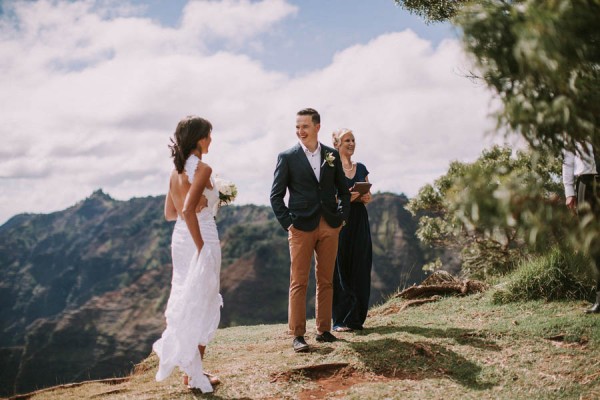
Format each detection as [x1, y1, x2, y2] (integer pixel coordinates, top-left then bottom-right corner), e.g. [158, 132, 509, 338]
[493, 247, 595, 304]
[406, 146, 569, 280]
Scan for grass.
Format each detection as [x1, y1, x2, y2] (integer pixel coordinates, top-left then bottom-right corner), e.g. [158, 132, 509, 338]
[493, 247, 595, 305]
[18, 289, 600, 400]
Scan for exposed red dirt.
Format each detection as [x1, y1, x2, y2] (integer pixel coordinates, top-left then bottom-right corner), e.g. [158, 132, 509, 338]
[270, 363, 393, 400]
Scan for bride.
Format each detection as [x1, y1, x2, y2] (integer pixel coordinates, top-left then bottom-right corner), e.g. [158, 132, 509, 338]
[152, 116, 222, 393]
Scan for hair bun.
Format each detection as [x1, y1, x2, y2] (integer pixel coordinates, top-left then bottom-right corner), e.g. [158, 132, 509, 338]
[332, 128, 353, 148]
[332, 132, 340, 148]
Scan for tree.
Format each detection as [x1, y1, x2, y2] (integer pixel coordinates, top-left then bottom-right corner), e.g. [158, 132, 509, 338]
[406, 145, 572, 278]
[398, 0, 600, 274]
[394, 0, 470, 23]
[397, 0, 600, 154]
[457, 0, 600, 154]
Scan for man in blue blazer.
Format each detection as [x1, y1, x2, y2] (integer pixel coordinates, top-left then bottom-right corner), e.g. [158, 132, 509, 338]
[270, 108, 351, 352]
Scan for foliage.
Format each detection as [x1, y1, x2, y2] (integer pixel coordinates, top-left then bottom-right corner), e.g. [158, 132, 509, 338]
[493, 246, 595, 304]
[406, 145, 573, 278]
[398, 0, 600, 283]
[456, 0, 600, 154]
[398, 0, 600, 154]
[422, 257, 443, 272]
[394, 0, 470, 23]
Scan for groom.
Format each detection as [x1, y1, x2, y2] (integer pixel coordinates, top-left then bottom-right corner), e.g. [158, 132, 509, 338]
[270, 108, 351, 352]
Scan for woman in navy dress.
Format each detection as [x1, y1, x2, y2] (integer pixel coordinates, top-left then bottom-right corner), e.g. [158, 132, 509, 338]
[331, 128, 373, 332]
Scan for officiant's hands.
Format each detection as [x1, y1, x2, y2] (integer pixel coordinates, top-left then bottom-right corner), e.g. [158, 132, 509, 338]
[361, 192, 372, 204]
[350, 190, 371, 203]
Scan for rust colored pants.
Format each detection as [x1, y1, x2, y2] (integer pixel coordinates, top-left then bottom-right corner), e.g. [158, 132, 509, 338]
[288, 217, 341, 336]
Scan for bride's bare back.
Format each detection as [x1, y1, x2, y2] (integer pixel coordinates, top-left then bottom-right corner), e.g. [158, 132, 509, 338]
[168, 170, 192, 219]
[165, 168, 212, 221]
[164, 156, 213, 254]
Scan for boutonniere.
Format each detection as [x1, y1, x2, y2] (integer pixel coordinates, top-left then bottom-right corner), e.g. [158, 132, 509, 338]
[323, 152, 335, 168]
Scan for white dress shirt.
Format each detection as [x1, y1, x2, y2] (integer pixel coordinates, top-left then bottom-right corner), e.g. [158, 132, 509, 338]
[300, 142, 321, 182]
[563, 142, 598, 198]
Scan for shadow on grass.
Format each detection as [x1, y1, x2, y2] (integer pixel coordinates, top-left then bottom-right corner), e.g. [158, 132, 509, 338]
[191, 390, 252, 399]
[309, 345, 335, 355]
[350, 338, 496, 390]
[358, 325, 501, 351]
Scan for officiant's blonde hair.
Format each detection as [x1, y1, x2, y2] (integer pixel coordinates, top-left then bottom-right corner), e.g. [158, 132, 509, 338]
[332, 128, 353, 149]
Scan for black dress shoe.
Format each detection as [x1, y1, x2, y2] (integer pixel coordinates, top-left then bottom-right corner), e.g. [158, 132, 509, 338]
[293, 336, 309, 352]
[315, 331, 337, 343]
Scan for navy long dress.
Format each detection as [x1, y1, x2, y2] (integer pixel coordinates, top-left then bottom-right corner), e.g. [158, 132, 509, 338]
[332, 162, 372, 330]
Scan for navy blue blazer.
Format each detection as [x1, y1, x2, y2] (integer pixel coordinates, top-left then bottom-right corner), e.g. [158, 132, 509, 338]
[270, 143, 351, 231]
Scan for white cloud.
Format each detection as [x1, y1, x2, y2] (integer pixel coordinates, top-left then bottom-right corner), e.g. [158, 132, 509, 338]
[0, 0, 502, 224]
[181, 0, 297, 45]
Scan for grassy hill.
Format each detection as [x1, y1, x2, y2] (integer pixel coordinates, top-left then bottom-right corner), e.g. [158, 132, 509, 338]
[17, 288, 600, 400]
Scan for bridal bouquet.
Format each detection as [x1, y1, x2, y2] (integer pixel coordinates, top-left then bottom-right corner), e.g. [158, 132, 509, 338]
[214, 177, 238, 207]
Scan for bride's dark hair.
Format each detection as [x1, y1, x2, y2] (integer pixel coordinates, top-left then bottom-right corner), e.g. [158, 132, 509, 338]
[169, 116, 213, 173]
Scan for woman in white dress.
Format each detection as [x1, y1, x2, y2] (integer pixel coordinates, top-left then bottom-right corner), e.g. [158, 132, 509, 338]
[153, 116, 222, 393]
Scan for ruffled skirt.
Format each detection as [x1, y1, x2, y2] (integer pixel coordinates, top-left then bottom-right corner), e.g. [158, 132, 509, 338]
[153, 210, 222, 393]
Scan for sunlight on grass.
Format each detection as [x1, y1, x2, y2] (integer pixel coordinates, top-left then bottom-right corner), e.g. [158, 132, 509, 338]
[23, 289, 600, 399]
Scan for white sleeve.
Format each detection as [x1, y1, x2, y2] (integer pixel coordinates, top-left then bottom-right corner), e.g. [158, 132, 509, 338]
[562, 150, 576, 198]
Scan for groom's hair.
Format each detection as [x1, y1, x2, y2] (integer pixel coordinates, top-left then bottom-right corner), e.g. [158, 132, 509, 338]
[297, 108, 320, 125]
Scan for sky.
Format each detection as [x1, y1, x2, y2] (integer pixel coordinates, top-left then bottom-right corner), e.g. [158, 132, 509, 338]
[0, 0, 512, 224]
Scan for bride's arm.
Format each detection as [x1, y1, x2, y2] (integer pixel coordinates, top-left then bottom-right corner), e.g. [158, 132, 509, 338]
[195, 195, 208, 212]
[182, 163, 212, 252]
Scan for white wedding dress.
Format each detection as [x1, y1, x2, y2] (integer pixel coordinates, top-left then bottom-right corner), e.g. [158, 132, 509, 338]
[153, 154, 222, 393]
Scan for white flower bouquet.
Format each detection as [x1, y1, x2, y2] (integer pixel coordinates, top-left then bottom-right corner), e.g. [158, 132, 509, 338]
[214, 177, 238, 207]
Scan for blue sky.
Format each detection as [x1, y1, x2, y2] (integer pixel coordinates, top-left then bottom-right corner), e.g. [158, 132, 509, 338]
[0, 0, 502, 224]
[130, 0, 455, 75]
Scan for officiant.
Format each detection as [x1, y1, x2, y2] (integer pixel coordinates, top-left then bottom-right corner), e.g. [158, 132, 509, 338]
[331, 128, 373, 332]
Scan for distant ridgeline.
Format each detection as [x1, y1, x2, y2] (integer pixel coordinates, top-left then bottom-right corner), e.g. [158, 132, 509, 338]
[0, 190, 444, 396]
